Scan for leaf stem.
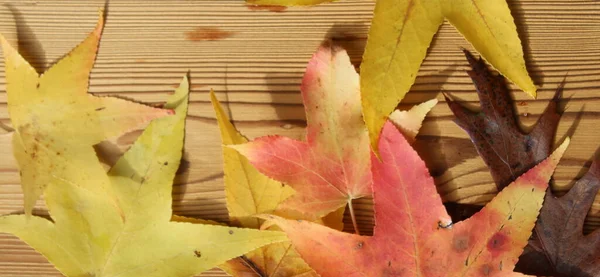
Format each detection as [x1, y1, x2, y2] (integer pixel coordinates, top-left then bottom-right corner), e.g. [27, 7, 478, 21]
[348, 199, 360, 235]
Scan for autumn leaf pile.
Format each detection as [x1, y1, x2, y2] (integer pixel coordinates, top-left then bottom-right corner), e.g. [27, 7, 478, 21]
[0, 1, 599, 277]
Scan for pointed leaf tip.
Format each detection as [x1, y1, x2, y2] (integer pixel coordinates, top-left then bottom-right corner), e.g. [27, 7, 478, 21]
[389, 98, 438, 141]
[94, 9, 105, 37]
[552, 137, 570, 162]
[209, 89, 217, 104]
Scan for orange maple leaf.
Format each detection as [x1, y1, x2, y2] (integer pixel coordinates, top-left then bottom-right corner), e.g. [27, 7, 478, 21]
[232, 44, 372, 230]
[264, 122, 568, 277]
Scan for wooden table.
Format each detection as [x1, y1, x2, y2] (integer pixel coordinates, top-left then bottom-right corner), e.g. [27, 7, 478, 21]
[0, 0, 598, 276]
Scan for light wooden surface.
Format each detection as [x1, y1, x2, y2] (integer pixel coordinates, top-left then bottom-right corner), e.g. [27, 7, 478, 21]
[0, 0, 598, 276]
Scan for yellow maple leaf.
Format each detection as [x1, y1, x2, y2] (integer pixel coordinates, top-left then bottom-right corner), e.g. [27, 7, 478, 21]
[211, 91, 294, 228]
[362, 0, 536, 153]
[2, 10, 172, 215]
[0, 75, 288, 277]
[211, 92, 318, 277]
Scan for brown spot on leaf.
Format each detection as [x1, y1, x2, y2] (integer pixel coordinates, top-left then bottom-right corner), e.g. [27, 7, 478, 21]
[194, 250, 202, 258]
[487, 232, 509, 255]
[29, 142, 39, 159]
[246, 4, 287, 12]
[229, 230, 234, 235]
[185, 27, 235, 42]
[480, 264, 493, 276]
[452, 233, 470, 252]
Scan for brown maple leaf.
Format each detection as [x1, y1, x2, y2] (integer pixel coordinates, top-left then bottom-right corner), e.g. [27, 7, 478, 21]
[446, 50, 600, 276]
[445, 49, 562, 192]
[515, 160, 600, 277]
[442, 49, 562, 223]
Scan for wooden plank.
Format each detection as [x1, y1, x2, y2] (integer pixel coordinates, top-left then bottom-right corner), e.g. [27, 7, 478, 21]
[0, 0, 599, 275]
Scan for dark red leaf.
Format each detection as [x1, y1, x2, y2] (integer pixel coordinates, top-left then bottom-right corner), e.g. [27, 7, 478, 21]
[445, 49, 562, 191]
[515, 160, 600, 277]
[447, 50, 600, 277]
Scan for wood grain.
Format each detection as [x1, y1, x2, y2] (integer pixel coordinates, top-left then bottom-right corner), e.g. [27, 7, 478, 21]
[0, 0, 599, 276]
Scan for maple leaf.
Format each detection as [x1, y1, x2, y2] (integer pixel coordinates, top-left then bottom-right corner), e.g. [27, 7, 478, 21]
[361, 0, 537, 154]
[1, 11, 171, 215]
[231, 44, 372, 233]
[445, 50, 561, 191]
[232, 44, 435, 234]
[0, 76, 288, 277]
[445, 52, 599, 277]
[211, 91, 317, 277]
[210, 91, 294, 228]
[263, 121, 569, 277]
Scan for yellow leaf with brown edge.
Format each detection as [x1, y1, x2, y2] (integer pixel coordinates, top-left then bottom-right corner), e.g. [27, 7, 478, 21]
[360, 0, 536, 154]
[2, 10, 172, 215]
[0, 75, 288, 277]
[211, 91, 318, 277]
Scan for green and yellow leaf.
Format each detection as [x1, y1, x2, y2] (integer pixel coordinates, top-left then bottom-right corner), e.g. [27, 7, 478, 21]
[2, 11, 171, 214]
